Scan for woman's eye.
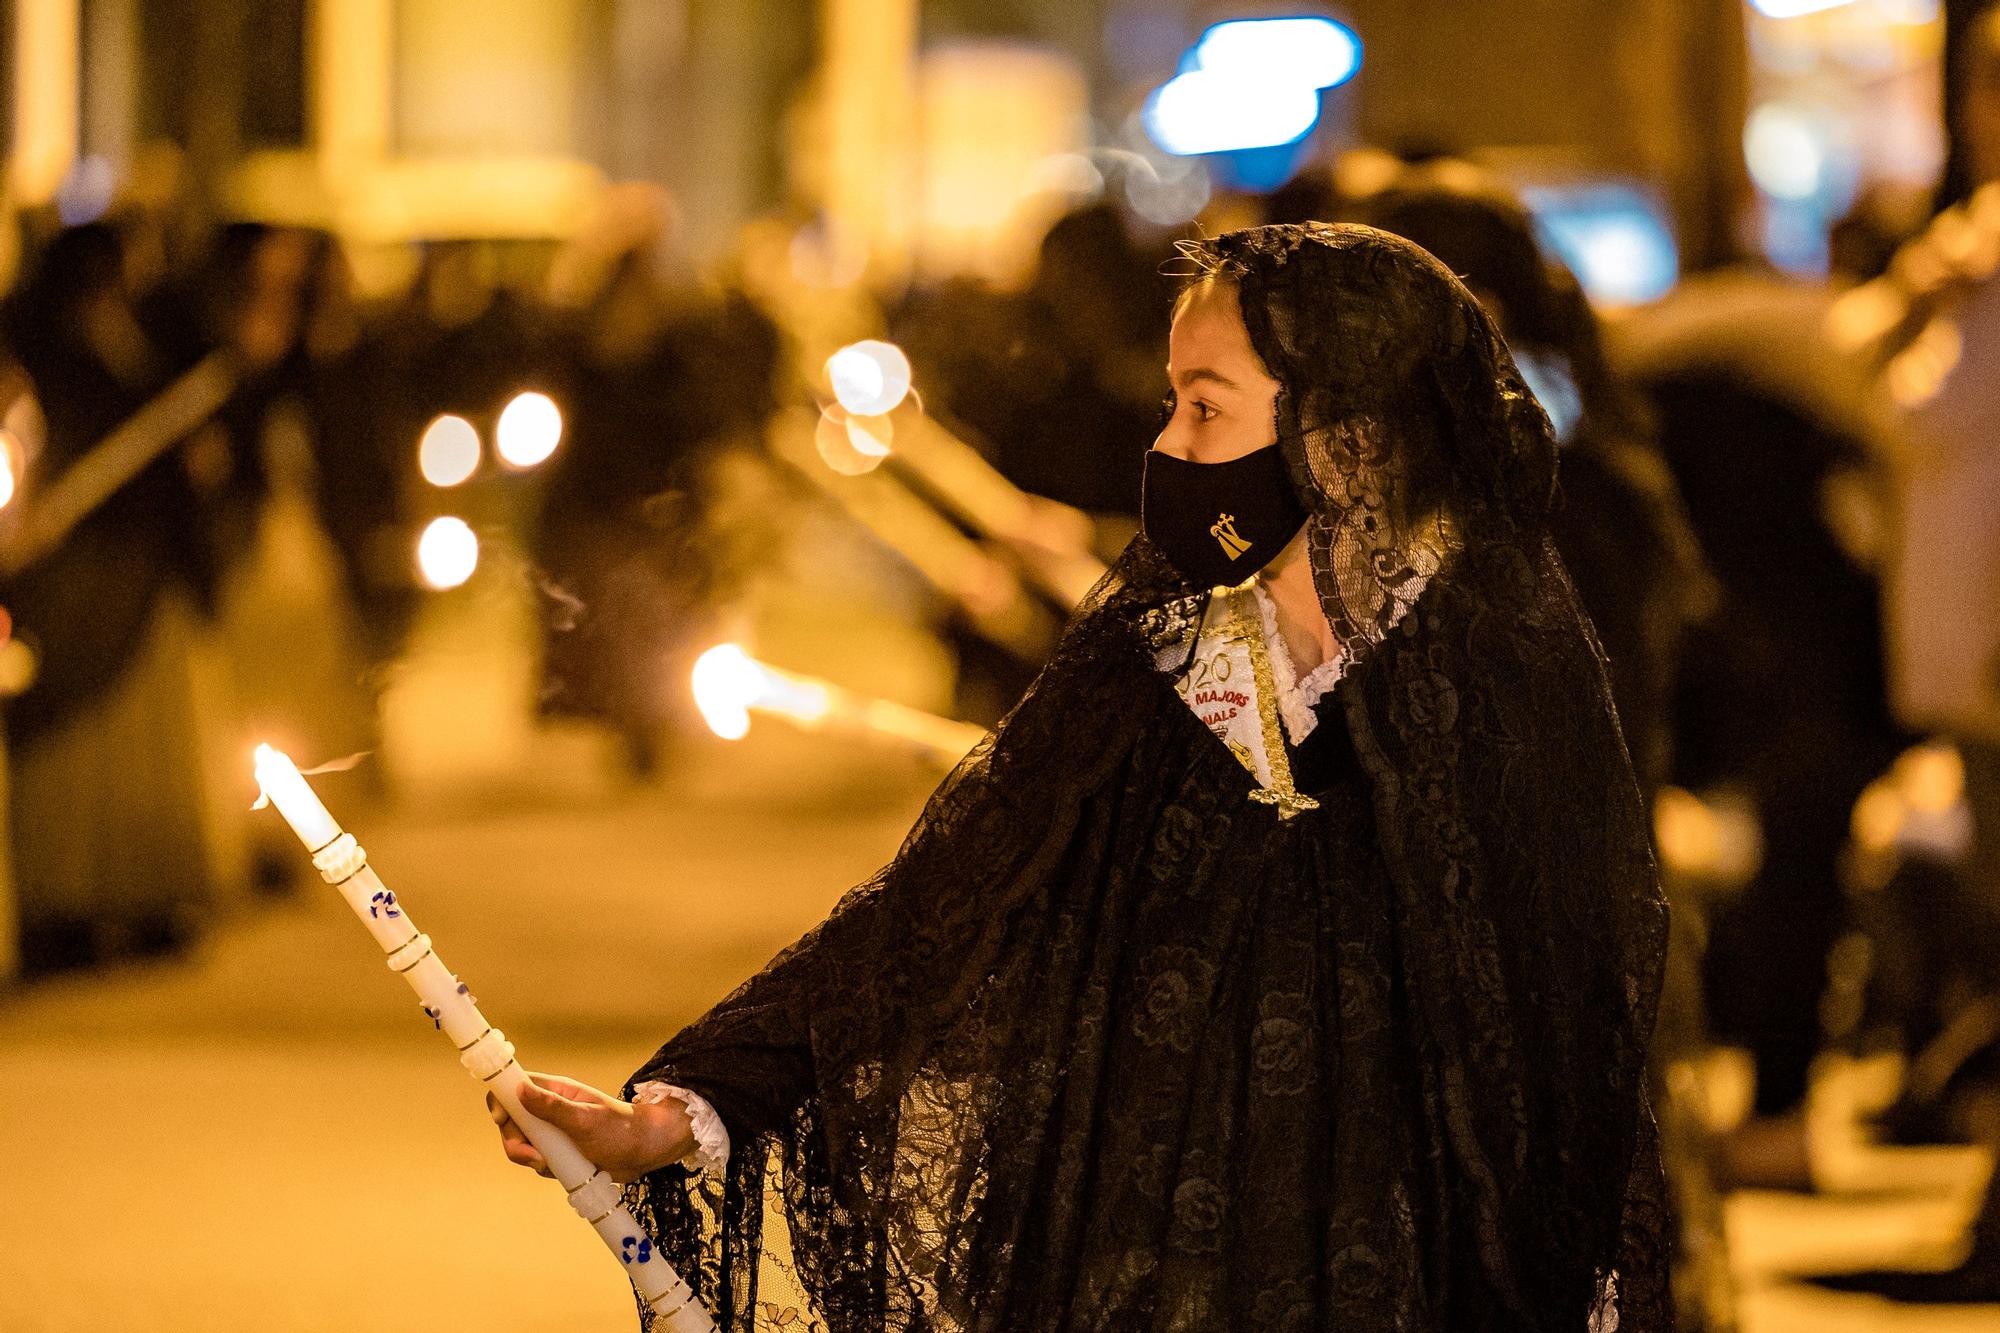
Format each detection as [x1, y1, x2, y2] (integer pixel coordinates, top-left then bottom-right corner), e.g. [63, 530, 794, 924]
[1157, 393, 1216, 427]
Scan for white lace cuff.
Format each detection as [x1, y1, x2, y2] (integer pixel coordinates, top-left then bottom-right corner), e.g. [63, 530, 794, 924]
[631, 1081, 731, 1177]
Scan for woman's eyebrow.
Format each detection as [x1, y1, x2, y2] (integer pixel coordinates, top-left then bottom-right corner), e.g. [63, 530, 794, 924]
[1168, 367, 1241, 391]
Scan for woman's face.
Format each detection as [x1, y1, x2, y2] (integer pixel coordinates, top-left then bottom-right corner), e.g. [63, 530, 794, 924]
[1154, 279, 1283, 465]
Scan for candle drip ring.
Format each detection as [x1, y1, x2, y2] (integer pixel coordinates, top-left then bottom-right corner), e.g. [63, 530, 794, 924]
[311, 834, 367, 885]
[566, 1170, 621, 1225]
[389, 936, 435, 974]
[460, 1029, 517, 1081]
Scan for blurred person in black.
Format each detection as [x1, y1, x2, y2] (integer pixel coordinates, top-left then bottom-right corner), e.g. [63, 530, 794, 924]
[890, 201, 1175, 518]
[0, 222, 240, 971]
[184, 225, 375, 821]
[1355, 161, 1728, 1330]
[1634, 327, 1907, 1159]
[1354, 162, 1711, 803]
[889, 202, 1176, 721]
[1809, 2, 2000, 1303]
[535, 236, 780, 778]
[288, 229, 425, 692]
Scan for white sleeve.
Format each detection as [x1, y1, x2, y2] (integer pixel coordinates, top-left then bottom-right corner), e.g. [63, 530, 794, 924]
[631, 1082, 731, 1176]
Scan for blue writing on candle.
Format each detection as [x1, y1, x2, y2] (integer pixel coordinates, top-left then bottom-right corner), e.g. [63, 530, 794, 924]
[621, 1235, 653, 1265]
[370, 890, 400, 919]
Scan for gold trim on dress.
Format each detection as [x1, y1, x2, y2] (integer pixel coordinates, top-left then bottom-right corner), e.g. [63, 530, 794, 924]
[1218, 581, 1320, 819]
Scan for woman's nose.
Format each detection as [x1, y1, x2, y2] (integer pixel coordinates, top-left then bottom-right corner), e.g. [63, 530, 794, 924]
[1152, 420, 1193, 462]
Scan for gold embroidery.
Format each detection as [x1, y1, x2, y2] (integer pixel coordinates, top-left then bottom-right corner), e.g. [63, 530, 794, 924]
[1210, 513, 1253, 559]
[1218, 583, 1320, 819]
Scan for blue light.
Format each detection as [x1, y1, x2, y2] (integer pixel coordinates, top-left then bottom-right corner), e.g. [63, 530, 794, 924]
[1522, 183, 1681, 307]
[1195, 17, 1363, 91]
[1141, 16, 1364, 163]
[1142, 70, 1322, 157]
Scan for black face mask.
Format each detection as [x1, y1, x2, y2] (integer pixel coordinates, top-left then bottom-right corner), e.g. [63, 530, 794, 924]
[1142, 444, 1310, 589]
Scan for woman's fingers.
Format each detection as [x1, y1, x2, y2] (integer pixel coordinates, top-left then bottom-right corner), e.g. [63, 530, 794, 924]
[526, 1071, 611, 1106]
[518, 1076, 594, 1134]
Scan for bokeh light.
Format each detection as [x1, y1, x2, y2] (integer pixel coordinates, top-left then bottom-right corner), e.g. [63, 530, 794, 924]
[416, 516, 479, 590]
[495, 391, 563, 469]
[1749, 0, 1860, 16]
[1524, 184, 1681, 307]
[417, 414, 481, 488]
[815, 406, 889, 476]
[846, 412, 894, 459]
[1142, 70, 1321, 157]
[691, 643, 758, 740]
[1194, 17, 1361, 93]
[0, 427, 22, 510]
[826, 342, 913, 417]
[1744, 103, 1829, 201]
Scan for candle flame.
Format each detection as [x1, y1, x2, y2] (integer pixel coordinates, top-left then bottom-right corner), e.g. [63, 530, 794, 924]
[251, 744, 370, 808]
[250, 742, 282, 810]
[689, 645, 982, 765]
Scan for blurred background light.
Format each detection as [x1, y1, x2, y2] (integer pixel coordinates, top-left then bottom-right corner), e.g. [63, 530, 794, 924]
[0, 638, 37, 697]
[691, 643, 758, 740]
[826, 341, 913, 416]
[814, 406, 889, 476]
[846, 413, 895, 459]
[54, 156, 117, 227]
[415, 516, 479, 590]
[417, 413, 481, 488]
[494, 391, 563, 469]
[1142, 70, 1321, 157]
[1194, 17, 1362, 92]
[1106, 145, 1213, 225]
[0, 427, 22, 511]
[1749, 0, 1862, 16]
[1745, 103, 1831, 200]
[1523, 183, 1681, 306]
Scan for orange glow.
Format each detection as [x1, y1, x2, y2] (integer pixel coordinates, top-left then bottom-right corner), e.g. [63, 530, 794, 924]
[691, 643, 759, 740]
[0, 427, 21, 510]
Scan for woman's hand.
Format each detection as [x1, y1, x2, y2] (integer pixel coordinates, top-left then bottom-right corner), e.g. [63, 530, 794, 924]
[487, 1072, 695, 1184]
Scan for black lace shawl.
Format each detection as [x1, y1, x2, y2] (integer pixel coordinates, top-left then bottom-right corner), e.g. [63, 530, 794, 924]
[625, 224, 1670, 1331]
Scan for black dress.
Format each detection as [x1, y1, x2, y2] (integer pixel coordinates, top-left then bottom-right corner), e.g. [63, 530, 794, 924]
[623, 226, 1669, 1331]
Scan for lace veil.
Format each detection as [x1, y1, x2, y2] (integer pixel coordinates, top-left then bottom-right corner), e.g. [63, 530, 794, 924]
[623, 224, 1671, 1331]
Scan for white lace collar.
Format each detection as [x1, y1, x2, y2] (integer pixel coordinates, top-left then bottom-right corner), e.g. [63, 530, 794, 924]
[1250, 580, 1346, 746]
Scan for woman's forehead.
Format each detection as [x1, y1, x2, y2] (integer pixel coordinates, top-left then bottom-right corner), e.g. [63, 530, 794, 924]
[1167, 281, 1268, 385]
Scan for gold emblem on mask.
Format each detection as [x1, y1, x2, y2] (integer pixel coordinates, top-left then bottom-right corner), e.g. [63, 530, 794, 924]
[1210, 513, 1253, 560]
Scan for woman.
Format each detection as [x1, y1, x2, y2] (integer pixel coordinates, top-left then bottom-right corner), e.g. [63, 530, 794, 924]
[494, 224, 1670, 1330]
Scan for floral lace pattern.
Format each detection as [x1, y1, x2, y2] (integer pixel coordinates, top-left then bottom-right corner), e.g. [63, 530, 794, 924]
[1247, 576, 1424, 746]
[621, 226, 1670, 1331]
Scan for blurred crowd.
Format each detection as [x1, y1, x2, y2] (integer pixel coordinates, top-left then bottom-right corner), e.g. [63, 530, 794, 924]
[0, 191, 784, 971]
[2, 22, 2000, 1329]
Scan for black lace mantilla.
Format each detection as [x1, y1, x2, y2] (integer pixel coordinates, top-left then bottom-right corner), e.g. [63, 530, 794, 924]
[625, 224, 1670, 1330]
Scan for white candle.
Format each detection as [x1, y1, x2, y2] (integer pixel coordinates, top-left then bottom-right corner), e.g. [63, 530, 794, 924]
[251, 742, 712, 1330]
[253, 744, 343, 851]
